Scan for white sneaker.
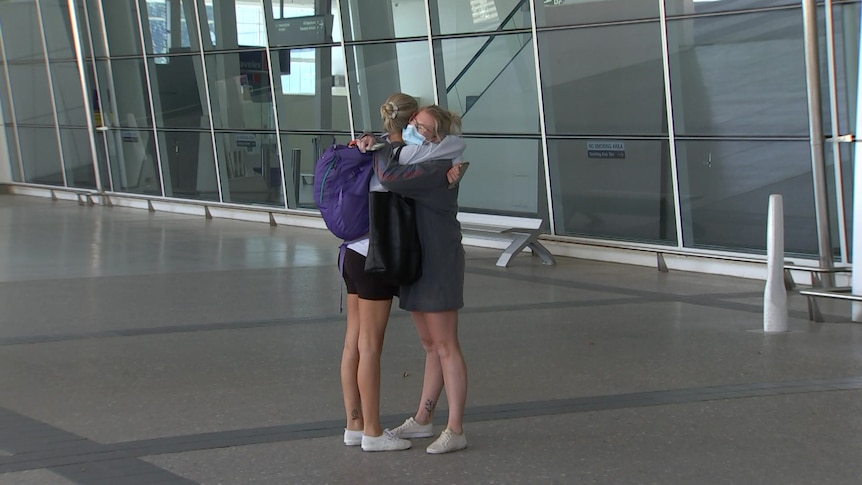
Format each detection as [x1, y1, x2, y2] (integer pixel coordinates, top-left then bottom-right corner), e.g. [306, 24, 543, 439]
[426, 428, 467, 454]
[343, 428, 362, 446]
[361, 430, 412, 452]
[390, 417, 434, 439]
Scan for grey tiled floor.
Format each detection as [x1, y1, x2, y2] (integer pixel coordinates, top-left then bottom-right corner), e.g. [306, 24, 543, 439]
[1, 194, 862, 485]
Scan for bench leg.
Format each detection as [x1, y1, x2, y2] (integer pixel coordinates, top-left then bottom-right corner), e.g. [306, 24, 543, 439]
[495, 233, 532, 267]
[806, 296, 824, 322]
[528, 241, 556, 266]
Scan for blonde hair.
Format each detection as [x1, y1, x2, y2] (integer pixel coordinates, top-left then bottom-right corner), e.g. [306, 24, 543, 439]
[417, 105, 462, 139]
[380, 93, 418, 135]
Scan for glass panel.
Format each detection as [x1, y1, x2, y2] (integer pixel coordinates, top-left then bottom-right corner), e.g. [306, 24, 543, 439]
[50, 61, 88, 126]
[440, 33, 538, 134]
[158, 129, 218, 201]
[338, 0, 426, 41]
[101, 0, 144, 56]
[201, 0, 268, 50]
[0, 0, 45, 61]
[0, 70, 12, 120]
[60, 127, 96, 189]
[96, 59, 152, 129]
[214, 132, 282, 206]
[538, 22, 667, 135]
[280, 132, 352, 209]
[40, 0, 76, 60]
[7, 62, 55, 125]
[271, 47, 350, 131]
[18, 126, 63, 185]
[149, 55, 206, 129]
[347, 40, 434, 135]
[536, 0, 659, 28]
[667, 10, 807, 137]
[831, 3, 860, 137]
[105, 128, 160, 195]
[431, 0, 529, 35]
[666, 0, 798, 17]
[205, 51, 273, 130]
[824, 142, 852, 260]
[458, 137, 548, 217]
[84, 0, 108, 58]
[4, 127, 23, 182]
[143, 0, 197, 55]
[676, 140, 816, 254]
[549, 138, 677, 243]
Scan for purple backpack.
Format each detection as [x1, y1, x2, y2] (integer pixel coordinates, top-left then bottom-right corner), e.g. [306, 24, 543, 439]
[313, 144, 375, 241]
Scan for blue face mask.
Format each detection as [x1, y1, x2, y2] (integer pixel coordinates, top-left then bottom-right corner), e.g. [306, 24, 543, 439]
[402, 124, 426, 145]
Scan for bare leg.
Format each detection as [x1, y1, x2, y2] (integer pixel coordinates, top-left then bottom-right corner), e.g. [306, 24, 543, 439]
[341, 294, 362, 431]
[410, 312, 444, 425]
[423, 310, 467, 434]
[357, 298, 393, 437]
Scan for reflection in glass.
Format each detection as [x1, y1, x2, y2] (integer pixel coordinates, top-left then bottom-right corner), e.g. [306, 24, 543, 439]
[144, 0, 196, 55]
[60, 128, 96, 189]
[431, 0, 529, 35]
[7, 62, 55, 125]
[105, 128, 160, 195]
[201, 0, 268, 50]
[538, 22, 666, 135]
[215, 132, 282, 206]
[347, 41, 433, 134]
[18, 126, 63, 186]
[158, 129, 218, 201]
[206, 51, 274, 130]
[823, 142, 852, 259]
[0, 0, 45, 61]
[100, 0, 144, 56]
[440, 33, 538, 134]
[665, 0, 798, 17]
[51, 61, 88, 126]
[4, 127, 23, 182]
[457, 137, 547, 217]
[667, 10, 807, 137]
[535, 0, 659, 28]
[40, 0, 76, 60]
[271, 47, 350, 131]
[280, 133, 351, 209]
[96, 59, 152, 129]
[550, 139, 676, 243]
[675, 140, 816, 254]
[339, 0, 426, 41]
[149, 55, 206, 129]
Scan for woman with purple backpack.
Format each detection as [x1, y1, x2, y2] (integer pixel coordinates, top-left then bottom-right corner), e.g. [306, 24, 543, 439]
[340, 93, 466, 452]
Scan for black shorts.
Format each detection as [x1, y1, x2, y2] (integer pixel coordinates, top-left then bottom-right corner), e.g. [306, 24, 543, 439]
[342, 248, 399, 301]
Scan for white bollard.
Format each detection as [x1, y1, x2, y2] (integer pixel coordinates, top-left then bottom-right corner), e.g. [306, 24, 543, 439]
[764, 194, 788, 332]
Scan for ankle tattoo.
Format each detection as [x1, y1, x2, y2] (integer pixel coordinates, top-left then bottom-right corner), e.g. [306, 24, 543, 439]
[424, 399, 435, 414]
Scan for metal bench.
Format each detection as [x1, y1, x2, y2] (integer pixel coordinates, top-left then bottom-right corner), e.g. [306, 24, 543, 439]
[457, 213, 556, 268]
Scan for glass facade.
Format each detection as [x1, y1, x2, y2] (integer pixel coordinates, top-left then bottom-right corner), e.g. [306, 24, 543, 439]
[0, 0, 861, 262]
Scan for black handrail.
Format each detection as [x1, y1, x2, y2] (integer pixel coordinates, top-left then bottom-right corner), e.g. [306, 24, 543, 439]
[445, 0, 530, 94]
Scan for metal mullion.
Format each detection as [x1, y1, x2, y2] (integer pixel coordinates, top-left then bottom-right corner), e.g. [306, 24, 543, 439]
[528, 0, 554, 234]
[423, 0, 439, 103]
[262, 0, 289, 210]
[335, 0, 356, 140]
[35, 0, 68, 187]
[0, 21, 25, 182]
[133, 0, 167, 197]
[79, 0, 114, 192]
[192, 0, 223, 203]
[67, 0, 103, 192]
[825, 0, 849, 263]
[659, 0, 684, 249]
